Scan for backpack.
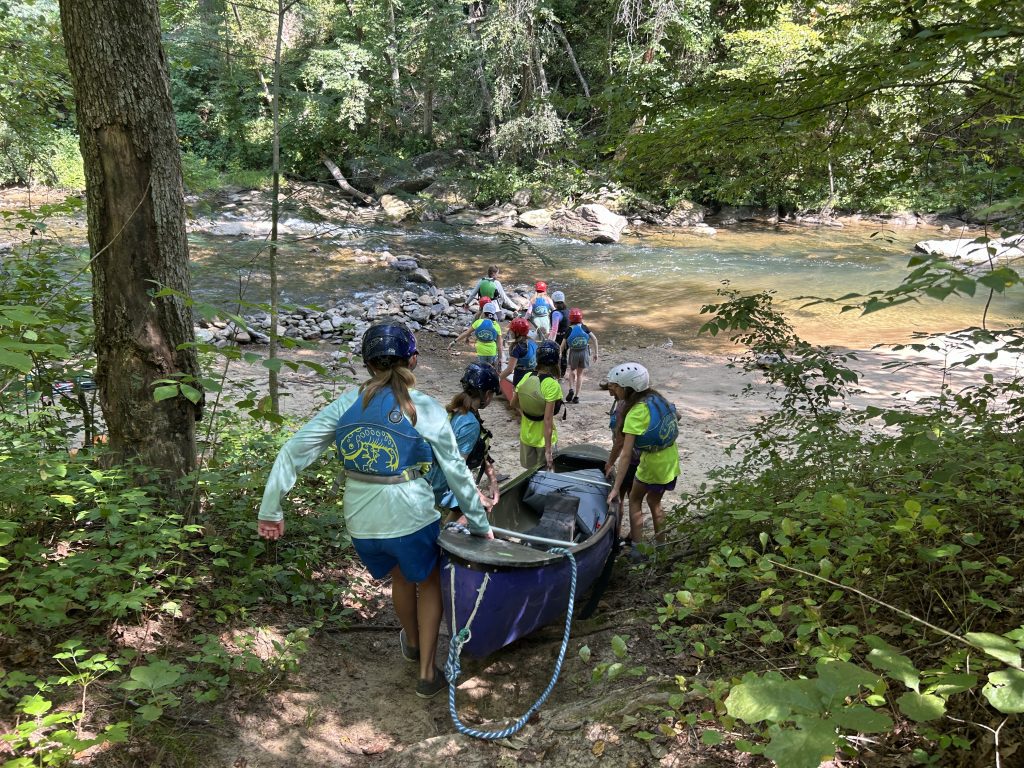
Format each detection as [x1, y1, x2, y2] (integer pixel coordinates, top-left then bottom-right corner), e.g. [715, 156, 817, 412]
[567, 324, 589, 350]
[478, 278, 498, 299]
[532, 296, 550, 317]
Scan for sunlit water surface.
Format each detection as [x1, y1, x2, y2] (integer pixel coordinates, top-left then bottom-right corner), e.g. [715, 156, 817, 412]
[188, 221, 1023, 351]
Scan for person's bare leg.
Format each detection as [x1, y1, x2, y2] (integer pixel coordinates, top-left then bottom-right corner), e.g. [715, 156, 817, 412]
[647, 489, 667, 542]
[628, 482, 646, 543]
[416, 566, 443, 682]
[391, 566, 419, 651]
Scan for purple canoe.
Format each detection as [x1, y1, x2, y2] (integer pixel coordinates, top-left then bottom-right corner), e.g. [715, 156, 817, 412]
[439, 444, 617, 658]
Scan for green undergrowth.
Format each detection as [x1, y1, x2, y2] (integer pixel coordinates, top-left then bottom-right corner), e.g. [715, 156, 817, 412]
[0, 412, 353, 766]
[636, 287, 1024, 767]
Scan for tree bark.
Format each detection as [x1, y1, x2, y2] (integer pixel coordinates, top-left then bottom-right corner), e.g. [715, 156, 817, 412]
[58, 0, 201, 492]
[466, 10, 498, 156]
[320, 154, 378, 206]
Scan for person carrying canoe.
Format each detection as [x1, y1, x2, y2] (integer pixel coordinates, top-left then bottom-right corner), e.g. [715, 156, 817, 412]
[604, 363, 680, 548]
[510, 340, 564, 470]
[257, 321, 493, 699]
[450, 299, 504, 369]
[465, 264, 517, 312]
[427, 363, 501, 519]
[498, 317, 537, 386]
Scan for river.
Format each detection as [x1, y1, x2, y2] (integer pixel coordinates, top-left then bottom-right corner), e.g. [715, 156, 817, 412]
[188, 220, 1024, 351]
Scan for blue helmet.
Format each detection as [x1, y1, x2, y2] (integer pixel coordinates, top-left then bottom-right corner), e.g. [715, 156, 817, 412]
[461, 363, 500, 394]
[361, 321, 417, 363]
[537, 340, 560, 365]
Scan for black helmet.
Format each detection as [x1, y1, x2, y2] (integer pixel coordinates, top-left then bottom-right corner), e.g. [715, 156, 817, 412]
[537, 340, 560, 365]
[360, 321, 417, 363]
[461, 363, 500, 394]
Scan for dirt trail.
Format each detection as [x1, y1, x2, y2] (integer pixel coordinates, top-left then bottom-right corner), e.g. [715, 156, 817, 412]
[192, 332, 1007, 768]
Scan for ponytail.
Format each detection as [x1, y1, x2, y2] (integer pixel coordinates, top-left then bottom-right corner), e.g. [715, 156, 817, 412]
[361, 357, 418, 424]
[446, 388, 484, 416]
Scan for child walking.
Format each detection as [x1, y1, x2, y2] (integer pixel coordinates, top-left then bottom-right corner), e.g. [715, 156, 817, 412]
[451, 300, 503, 369]
[510, 341, 563, 470]
[498, 317, 537, 386]
[604, 363, 680, 548]
[559, 308, 599, 403]
[257, 321, 494, 698]
[527, 281, 555, 338]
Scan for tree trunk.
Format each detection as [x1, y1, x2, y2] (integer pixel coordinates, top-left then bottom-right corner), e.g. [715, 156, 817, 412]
[550, 22, 589, 98]
[466, 11, 497, 156]
[268, 0, 286, 414]
[320, 154, 378, 206]
[422, 82, 434, 139]
[58, 0, 201, 493]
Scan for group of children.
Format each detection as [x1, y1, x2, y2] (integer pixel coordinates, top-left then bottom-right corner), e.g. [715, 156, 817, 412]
[255, 270, 681, 696]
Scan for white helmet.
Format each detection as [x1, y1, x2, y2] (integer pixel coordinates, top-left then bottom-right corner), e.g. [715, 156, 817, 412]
[482, 302, 499, 317]
[551, 290, 566, 303]
[607, 363, 649, 391]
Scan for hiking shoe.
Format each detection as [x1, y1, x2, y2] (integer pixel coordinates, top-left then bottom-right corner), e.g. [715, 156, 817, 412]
[571, 395, 580, 404]
[627, 545, 650, 564]
[415, 667, 448, 699]
[399, 629, 419, 663]
[566, 388, 575, 402]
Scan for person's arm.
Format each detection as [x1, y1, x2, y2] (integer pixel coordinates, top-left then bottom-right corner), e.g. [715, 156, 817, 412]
[606, 426, 624, 477]
[607, 432, 636, 504]
[499, 354, 518, 381]
[258, 390, 359, 536]
[465, 279, 482, 304]
[590, 332, 599, 363]
[543, 400, 556, 470]
[495, 280, 516, 310]
[548, 316, 560, 341]
[450, 325, 473, 348]
[414, 394, 493, 537]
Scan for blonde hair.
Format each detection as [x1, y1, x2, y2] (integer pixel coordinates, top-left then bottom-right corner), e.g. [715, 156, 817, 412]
[446, 389, 484, 417]
[361, 358, 418, 425]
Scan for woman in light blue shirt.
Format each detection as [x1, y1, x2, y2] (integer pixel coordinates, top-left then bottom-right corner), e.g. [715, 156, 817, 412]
[258, 321, 493, 698]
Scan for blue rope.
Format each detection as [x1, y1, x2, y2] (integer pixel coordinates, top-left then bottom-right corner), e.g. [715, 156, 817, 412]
[446, 547, 577, 740]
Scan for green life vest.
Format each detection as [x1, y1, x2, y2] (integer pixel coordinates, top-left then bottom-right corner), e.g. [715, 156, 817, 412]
[517, 373, 561, 421]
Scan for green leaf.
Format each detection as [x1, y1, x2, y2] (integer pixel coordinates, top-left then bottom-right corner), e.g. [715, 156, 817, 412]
[19, 694, 52, 716]
[896, 691, 945, 722]
[701, 730, 723, 745]
[0, 348, 34, 373]
[611, 635, 627, 659]
[726, 678, 800, 723]
[137, 703, 164, 721]
[814, 659, 881, 705]
[965, 632, 1022, 667]
[179, 384, 202, 404]
[121, 660, 183, 691]
[864, 635, 920, 692]
[831, 705, 892, 734]
[982, 669, 1024, 714]
[578, 645, 591, 663]
[762, 718, 838, 768]
[927, 673, 977, 697]
[153, 384, 179, 402]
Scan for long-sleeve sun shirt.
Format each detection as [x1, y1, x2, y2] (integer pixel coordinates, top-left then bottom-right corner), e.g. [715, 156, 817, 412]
[258, 388, 492, 539]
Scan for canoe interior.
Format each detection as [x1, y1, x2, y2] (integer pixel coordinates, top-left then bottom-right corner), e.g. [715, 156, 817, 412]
[439, 443, 615, 569]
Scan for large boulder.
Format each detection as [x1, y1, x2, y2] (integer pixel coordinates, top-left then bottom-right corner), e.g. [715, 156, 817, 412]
[444, 203, 518, 228]
[550, 204, 627, 243]
[710, 205, 778, 225]
[517, 209, 553, 229]
[664, 200, 706, 227]
[379, 194, 413, 222]
[915, 235, 1024, 265]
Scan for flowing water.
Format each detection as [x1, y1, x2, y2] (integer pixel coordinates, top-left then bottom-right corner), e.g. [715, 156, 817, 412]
[189, 220, 1024, 351]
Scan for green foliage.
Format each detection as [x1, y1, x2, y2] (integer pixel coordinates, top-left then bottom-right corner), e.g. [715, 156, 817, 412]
[649, 279, 1024, 765]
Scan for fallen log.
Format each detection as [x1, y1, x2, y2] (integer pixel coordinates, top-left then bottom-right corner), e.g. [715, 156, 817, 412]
[320, 153, 378, 207]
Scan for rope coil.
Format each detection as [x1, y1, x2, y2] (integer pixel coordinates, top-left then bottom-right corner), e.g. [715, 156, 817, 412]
[444, 544, 578, 740]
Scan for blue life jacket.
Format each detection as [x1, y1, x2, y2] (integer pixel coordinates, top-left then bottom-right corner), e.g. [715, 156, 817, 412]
[474, 318, 499, 343]
[512, 339, 537, 371]
[567, 323, 590, 350]
[532, 296, 550, 317]
[335, 388, 433, 476]
[634, 394, 679, 453]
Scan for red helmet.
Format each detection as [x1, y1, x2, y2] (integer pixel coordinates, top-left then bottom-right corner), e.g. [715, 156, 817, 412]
[510, 318, 530, 337]
[569, 307, 583, 323]
[535, 281, 547, 292]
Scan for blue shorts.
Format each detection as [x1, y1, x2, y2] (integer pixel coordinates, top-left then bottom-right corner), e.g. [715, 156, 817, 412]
[351, 521, 441, 582]
[477, 355, 498, 369]
[634, 477, 677, 494]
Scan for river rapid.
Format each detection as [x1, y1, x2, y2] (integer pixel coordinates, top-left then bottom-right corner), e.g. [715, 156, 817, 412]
[188, 219, 1024, 352]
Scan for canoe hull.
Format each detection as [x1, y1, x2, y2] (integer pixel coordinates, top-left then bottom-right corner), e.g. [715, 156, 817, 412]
[440, 444, 616, 658]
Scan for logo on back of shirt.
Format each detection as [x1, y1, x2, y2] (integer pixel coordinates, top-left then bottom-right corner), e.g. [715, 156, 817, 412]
[338, 427, 400, 472]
